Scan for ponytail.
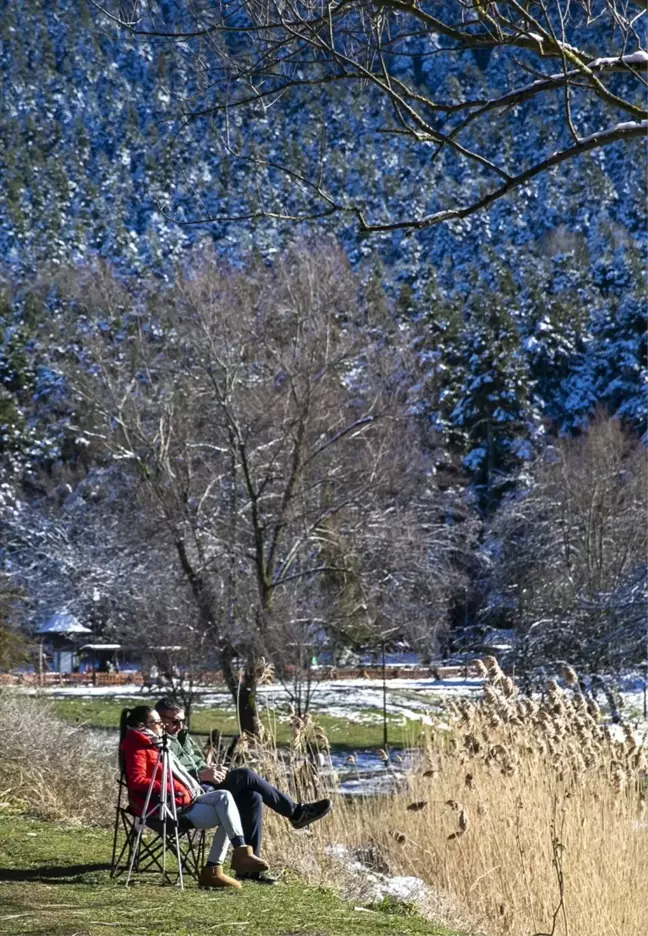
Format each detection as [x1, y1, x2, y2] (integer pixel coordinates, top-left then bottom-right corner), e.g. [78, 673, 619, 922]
[119, 705, 153, 741]
[119, 707, 131, 742]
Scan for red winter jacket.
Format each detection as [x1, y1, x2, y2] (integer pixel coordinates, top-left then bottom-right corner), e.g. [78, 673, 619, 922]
[120, 728, 195, 817]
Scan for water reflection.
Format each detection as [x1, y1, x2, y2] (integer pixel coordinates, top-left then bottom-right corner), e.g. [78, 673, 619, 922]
[328, 748, 422, 796]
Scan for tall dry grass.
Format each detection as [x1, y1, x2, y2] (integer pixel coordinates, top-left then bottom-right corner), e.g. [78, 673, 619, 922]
[0, 691, 117, 823]
[254, 661, 648, 936]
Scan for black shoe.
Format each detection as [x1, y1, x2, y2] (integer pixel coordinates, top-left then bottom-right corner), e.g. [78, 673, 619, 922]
[236, 870, 279, 885]
[290, 798, 332, 830]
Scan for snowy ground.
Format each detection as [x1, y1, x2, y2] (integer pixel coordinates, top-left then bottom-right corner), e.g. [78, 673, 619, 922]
[19, 674, 486, 726]
[21, 671, 647, 796]
[19, 670, 647, 727]
[324, 843, 468, 929]
[17, 673, 647, 725]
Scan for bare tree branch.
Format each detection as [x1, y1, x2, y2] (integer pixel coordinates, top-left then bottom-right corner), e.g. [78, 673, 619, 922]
[91, 0, 647, 232]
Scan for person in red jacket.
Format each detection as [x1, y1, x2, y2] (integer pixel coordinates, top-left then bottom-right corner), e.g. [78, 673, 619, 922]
[119, 706, 268, 889]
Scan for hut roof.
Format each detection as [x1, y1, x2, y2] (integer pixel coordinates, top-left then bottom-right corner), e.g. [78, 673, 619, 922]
[35, 613, 92, 635]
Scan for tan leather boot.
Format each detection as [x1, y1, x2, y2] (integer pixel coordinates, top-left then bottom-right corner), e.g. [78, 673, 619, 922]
[230, 845, 269, 875]
[198, 865, 242, 889]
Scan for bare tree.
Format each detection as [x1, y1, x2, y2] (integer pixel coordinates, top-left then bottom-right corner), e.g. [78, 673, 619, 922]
[117, 570, 217, 719]
[0, 572, 31, 671]
[2, 452, 222, 709]
[1, 464, 149, 633]
[92, 0, 647, 232]
[486, 414, 647, 670]
[64, 243, 455, 733]
[314, 417, 476, 658]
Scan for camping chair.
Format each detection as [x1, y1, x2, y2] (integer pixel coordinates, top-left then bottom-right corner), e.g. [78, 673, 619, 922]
[110, 764, 205, 886]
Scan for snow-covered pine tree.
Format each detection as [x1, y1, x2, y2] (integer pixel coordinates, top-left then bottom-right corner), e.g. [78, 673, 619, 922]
[445, 297, 539, 513]
[562, 245, 647, 433]
[516, 250, 590, 431]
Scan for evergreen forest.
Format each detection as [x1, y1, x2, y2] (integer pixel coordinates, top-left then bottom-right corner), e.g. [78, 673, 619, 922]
[0, 0, 646, 720]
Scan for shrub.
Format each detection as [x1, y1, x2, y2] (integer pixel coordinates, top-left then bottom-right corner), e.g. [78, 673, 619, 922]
[0, 691, 117, 824]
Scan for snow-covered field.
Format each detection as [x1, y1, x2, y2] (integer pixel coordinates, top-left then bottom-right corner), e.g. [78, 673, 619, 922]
[20, 670, 647, 721]
[20, 671, 648, 721]
[15, 674, 485, 800]
[19, 674, 486, 725]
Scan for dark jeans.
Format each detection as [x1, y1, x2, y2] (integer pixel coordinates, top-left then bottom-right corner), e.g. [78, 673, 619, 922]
[214, 767, 297, 856]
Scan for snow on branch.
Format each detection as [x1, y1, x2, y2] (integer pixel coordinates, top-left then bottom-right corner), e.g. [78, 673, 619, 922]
[90, 0, 648, 233]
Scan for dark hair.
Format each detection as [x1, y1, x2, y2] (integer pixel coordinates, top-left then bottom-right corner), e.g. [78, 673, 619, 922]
[119, 705, 154, 741]
[155, 696, 182, 715]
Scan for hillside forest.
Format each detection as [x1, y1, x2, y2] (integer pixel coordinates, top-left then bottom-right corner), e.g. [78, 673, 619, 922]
[0, 0, 646, 731]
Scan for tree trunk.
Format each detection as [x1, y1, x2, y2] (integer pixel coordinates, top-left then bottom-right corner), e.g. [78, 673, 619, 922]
[220, 643, 263, 738]
[173, 539, 265, 734]
[236, 680, 262, 738]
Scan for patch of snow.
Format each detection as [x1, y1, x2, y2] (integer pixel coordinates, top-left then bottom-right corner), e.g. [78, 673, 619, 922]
[385, 875, 430, 902]
[578, 120, 648, 146]
[325, 843, 432, 907]
[324, 842, 466, 928]
[18, 683, 144, 697]
[589, 51, 648, 68]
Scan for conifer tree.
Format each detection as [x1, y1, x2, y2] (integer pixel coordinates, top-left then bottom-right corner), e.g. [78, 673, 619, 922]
[563, 246, 647, 432]
[445, 298, 537, 513]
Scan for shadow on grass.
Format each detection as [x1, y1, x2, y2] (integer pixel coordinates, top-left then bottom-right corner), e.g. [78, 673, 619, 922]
[0, 862, 112, 883]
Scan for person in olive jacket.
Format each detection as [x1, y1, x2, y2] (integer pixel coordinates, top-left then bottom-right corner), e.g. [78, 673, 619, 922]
[155, 697, 331, 885]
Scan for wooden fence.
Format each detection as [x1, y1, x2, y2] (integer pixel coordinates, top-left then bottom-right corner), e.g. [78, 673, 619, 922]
[0, 663, 478, 688]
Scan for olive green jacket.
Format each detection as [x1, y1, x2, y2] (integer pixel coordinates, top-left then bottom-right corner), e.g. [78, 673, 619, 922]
[167, 728, 208, 780]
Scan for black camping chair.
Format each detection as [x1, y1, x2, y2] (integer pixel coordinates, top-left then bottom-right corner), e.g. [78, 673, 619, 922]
[110, 761, 205, 886]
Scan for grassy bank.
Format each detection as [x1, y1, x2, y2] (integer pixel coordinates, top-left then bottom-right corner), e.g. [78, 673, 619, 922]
[0, 814, 452, 936]
[48, 696, 413, 749]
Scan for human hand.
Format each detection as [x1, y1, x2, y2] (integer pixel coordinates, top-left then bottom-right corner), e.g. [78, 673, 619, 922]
[200, 766, 228, 784]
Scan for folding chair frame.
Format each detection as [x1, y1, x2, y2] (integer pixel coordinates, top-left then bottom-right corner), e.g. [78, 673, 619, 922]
[110, 769, 205, 886]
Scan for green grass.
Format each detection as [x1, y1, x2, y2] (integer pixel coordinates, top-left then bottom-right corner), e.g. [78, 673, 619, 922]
[49, 696, 242, 734]
[48, 697, 414, 750]
[0, 814, 454, 936]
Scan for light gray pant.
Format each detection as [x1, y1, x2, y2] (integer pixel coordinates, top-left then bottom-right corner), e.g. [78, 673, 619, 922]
[184, 789, 244, 864]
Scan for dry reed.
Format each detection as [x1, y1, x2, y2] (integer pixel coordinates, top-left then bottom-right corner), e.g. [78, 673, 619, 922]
[0, 691, 117, 823]
[256, 663, 648, 935]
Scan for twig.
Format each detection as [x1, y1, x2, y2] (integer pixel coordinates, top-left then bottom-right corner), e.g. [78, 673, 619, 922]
[532, 794, 568, 936]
